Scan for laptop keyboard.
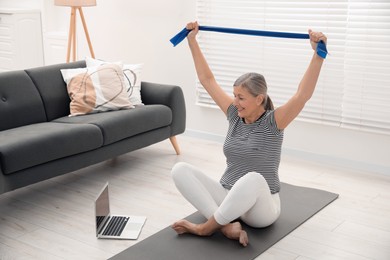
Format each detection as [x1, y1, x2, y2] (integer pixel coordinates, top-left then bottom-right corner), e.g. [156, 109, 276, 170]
[103, 216, 129, 236]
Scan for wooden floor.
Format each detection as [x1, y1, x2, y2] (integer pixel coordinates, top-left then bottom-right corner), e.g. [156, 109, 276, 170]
[0, 136, 389, 260]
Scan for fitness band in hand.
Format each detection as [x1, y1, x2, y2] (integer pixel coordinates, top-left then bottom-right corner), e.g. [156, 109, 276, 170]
[170, 25, 327, 59]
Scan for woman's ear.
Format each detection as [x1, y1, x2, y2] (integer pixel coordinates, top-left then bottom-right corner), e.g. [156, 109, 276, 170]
[256, 94, 265, 106]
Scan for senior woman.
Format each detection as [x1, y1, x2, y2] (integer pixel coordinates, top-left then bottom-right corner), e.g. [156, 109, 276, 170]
[171, 22, 327, 246]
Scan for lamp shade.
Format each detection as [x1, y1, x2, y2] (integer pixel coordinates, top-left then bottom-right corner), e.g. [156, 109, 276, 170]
[55, 0, 96, 7]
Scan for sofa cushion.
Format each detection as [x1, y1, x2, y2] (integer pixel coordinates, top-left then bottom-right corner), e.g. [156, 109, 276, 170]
[25, 61, 86, 121]
[85, 57, 144, 106]
[54, 105, 172, 145]
[0, 122, 103, 175]
[0, 71, 47, 131]
[60, 64, 133, 116]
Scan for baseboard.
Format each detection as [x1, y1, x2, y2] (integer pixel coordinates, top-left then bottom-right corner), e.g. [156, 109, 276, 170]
[183, 129, 225, 143]
[183, 129, 390, 176]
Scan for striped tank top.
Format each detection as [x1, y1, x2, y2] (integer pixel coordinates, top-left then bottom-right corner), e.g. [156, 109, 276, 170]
[220, 104, 284, 194]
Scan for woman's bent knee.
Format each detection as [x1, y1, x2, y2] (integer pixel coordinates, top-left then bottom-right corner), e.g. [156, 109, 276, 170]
[171, 162, 196, 184]
[234, 172, 268, 195]
[172, 162, 189, 176]
[245, 171, 266, 184]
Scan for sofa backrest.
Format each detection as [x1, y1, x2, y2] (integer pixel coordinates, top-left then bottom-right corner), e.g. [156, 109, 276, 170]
[0, 70, 47, 131]
[25, 60, 86, 121]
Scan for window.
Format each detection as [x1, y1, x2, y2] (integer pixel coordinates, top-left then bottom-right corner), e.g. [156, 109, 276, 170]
[196, 0, 390, 134]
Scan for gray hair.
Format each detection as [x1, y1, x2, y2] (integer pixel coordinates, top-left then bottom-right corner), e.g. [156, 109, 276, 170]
[233, 72, 274, 110]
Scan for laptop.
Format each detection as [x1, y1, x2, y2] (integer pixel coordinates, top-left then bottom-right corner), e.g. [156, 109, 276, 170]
[95, 183, 146, 240]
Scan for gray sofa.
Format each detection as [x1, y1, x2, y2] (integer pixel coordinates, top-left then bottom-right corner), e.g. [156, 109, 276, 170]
[0, 61, 186, 194]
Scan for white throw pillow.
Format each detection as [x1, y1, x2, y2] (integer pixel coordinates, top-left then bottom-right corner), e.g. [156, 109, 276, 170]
[61, 63, 133, 116]
[85, 57, 144, 106]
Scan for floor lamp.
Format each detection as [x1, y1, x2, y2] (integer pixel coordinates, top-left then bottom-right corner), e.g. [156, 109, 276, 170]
[55, 0, 96, 62]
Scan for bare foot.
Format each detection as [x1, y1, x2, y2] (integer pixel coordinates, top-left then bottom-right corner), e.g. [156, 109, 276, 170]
[171, 218, 248, 246]
[172, 219, 200, 235]
[172, 217, 221, 236]
[221, 222, 249, 247]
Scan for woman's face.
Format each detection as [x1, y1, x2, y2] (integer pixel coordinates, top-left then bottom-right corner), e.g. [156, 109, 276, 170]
[233, 85, 264, 122]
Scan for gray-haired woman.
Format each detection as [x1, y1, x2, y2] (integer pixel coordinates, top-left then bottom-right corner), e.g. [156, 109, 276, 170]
[171, 21, 327, 246]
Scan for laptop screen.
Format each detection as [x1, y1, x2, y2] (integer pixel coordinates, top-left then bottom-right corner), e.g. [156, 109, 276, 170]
[95, 184, 110, 235]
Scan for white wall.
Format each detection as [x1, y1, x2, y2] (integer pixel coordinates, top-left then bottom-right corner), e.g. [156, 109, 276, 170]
[282, 121, 390, 175]
[2, 0, 389, 175]
[0, 0, 41, 9]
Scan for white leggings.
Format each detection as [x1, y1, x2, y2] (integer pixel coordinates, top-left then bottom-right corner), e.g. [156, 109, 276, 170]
[171, 162, 281, 228]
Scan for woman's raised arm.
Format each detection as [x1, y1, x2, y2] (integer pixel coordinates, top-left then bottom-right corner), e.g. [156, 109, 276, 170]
[274, 29, 327, 130]
[187, 22, 233, 115]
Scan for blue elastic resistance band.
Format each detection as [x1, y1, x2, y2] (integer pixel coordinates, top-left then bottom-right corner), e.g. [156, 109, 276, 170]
[170, 25, 327, 59]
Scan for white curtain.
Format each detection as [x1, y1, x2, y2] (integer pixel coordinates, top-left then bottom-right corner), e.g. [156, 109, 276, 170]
[195, 0, 390, 134]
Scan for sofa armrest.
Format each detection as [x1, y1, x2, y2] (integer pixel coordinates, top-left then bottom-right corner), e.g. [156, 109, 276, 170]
[140, 82, 186, 136]
[0, 163, 5, 194]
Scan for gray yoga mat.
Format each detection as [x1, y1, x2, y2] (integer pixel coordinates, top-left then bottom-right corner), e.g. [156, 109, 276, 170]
[110, 183, 338, 260]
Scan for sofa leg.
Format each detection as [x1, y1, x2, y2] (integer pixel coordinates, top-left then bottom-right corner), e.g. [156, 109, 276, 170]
[169, 136, 181, 155]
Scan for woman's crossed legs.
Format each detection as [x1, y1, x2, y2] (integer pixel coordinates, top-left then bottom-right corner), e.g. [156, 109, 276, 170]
[171, 162, 281, 246]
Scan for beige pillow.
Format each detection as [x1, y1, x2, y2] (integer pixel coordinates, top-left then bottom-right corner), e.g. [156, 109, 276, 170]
[61, 63, 133, 116]
[85, 57, 144, 106]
